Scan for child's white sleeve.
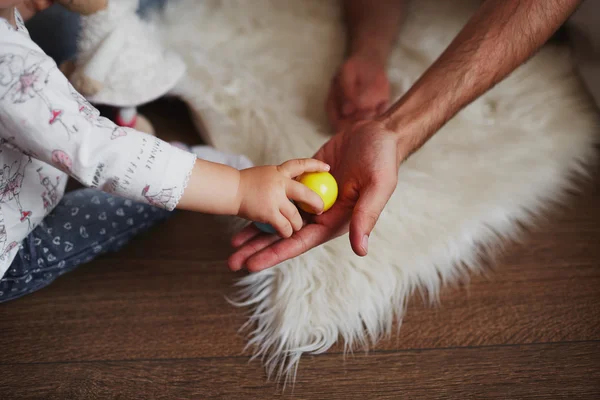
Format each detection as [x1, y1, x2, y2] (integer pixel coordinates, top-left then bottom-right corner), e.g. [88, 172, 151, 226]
[0, 25, 196, 211]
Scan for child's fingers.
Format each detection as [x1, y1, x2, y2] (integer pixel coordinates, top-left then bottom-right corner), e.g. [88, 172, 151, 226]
[270, 213, 294, 238]
[280, 200, 303, 232]
[286, 181, 324, 214]
[279, 158, 330, 178]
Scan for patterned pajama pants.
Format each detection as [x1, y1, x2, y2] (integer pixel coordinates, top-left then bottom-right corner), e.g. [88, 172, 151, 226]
[1, 0, 174, 302]
[0, 189, 171, 302]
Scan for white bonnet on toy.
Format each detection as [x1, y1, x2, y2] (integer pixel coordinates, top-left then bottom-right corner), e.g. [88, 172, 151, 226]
[60, 0, 185, 108]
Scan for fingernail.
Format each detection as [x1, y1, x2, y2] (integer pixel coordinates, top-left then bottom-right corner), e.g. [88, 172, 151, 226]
[362, 234, 369, 254]
[342, 102, 355, 116]
[324, 164, 331, 171]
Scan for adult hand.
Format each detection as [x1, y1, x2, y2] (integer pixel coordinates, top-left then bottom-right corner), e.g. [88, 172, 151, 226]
[229, 0, 583, 274]
[229, 119, 410, 272]
[326, 53, 390, 132]
[18, 0, 53, 21]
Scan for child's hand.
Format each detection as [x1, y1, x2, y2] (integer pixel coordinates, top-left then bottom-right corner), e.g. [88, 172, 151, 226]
[236, 159, 330, 238]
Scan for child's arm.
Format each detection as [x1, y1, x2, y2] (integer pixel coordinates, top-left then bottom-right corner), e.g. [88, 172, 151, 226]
[179, 159, 328, 237]
[0, 25, 194, 212]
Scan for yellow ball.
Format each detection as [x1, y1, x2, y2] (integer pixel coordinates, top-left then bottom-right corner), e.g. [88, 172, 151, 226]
[296, 171, 338, 213]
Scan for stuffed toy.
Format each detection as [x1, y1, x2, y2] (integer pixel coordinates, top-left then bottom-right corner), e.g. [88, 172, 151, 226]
[55, 0, 186, 134]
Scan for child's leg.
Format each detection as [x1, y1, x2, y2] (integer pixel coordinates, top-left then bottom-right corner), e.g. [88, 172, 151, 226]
[0, 189, 171, 303]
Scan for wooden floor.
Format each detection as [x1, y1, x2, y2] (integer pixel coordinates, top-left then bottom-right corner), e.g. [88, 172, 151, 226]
[1, 100, 599, 399]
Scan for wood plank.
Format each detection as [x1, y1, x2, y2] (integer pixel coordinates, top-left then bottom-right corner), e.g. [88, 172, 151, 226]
[1, 176, 599, 363]
[0, 231, 597, 363]
[2, 342, 599, 399]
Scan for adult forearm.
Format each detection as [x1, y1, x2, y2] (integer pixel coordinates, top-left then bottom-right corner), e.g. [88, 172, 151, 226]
[381, 0, 581, 155]
[343, 0, 404, 63]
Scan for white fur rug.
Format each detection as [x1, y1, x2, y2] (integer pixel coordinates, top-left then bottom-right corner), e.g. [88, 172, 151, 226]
[160, 0, 599, 382]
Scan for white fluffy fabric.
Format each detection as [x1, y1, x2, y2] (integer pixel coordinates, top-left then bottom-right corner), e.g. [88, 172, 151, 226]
[160, 0, 599, 382]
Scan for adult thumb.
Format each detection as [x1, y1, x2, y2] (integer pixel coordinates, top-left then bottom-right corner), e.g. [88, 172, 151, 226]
[355, 84, 387, 111]
[349, 182, 391, 257]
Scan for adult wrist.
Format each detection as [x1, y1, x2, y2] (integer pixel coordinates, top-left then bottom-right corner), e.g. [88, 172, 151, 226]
[377, 87, 449, 162]
[379, 67, 459, 138]
[348, 35, 392, 65]
[378, 111, 424, 163]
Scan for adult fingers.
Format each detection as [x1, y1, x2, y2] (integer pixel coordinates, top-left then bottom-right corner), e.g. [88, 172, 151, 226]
[231, 223, 262, 248]
[349, 180, 394, 257]
[228, 233, 281, 271]
[355, 88, 386, 111]
[354, 74, 390, 111]
[244, 223, 332, 272]
[18, 0, 52, 21]
[377, 101, 389, 115]
[349, 109, 377, 123]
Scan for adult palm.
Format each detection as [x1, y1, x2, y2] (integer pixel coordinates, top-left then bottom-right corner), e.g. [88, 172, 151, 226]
[229, 119, 404, 272]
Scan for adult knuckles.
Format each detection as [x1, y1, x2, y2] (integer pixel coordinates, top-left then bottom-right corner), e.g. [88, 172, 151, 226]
[370, 172, 397, 191]
[355, 207, 381, 228]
